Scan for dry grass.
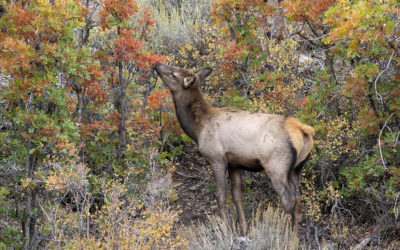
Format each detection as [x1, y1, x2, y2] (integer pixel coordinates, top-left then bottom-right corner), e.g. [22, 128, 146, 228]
[179, 206, 299, 250]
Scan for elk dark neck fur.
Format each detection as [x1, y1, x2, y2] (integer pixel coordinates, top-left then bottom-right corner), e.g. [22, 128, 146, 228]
[172, 86, 210, 144]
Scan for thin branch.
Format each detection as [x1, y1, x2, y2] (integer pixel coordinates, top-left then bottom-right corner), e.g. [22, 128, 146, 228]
[394, 131, 400, 147]
[296, 32, 319, 47]
[175, 171, 202, 180]
[372, 33, 379, 52]
[378, 114, 393, 170]
[353, 236, 375, 250]
[297, 32, 329, 44]
[395, 191, 400, 220]
[305, 18, 322, 39]
[374, 51, 395, 104]
[287, 21, 305, 39]
[314, 225, 321, 250]
[317, 88, 341, 119]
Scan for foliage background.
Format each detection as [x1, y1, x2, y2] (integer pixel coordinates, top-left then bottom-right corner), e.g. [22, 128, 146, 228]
[0, 0, 399, 248]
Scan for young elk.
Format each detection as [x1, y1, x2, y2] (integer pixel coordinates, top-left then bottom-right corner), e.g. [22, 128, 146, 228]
[154, 63, 315, 235]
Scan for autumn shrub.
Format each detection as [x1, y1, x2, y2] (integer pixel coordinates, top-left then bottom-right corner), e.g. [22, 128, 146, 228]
[42, 160, 91, 248]
[43, 176, 185, 249]
[40, 148, 183, 249]
[66, 180, 187, 250]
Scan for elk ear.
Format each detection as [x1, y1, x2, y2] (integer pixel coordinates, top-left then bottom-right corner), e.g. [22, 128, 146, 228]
[183, 76, 195, 88]
[196, 67, 212, 82]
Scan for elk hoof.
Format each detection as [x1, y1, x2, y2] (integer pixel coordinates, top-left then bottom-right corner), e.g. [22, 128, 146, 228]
[236, 236, 251, 243]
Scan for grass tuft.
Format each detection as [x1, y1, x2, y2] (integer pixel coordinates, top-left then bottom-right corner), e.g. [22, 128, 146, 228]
[179, 206, 299, 250]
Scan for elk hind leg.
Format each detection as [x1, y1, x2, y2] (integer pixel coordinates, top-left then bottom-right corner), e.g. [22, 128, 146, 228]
[290, 154, 310, 232]
[262, 157, 297, 220]
[289, 171, 302, 232]
[270, 176, 297, 228]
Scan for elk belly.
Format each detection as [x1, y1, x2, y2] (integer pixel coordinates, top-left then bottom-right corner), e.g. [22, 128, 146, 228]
[225, 151, 264, 172]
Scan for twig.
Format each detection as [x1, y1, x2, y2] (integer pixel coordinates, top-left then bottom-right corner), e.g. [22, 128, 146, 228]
[175, 171, 202, 179]
[353, 235, 375, 250]
[188, 179, 207, 191]
[372, 33, 379, 52]
[374, 51, 395, 104]
[317, 89, 341, 119]
[305, 18, 322, 39]
[395, 192, 400, 220]
[297, 32, 329, 43]
[314, 225, 321, 250]
[378, 114, 393, 170]
[394, 131, 400, 147]
[330, 187, 339, 220]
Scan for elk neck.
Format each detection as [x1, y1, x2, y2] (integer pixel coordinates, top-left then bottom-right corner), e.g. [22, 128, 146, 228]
[172, 87, 211, 144]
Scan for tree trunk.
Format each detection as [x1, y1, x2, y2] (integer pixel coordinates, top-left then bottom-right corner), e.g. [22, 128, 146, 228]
[325, 50, 336, 84]
[115, 62, 127, 163]
[23, 140, 32, 250]
[22, 140, 39, 250]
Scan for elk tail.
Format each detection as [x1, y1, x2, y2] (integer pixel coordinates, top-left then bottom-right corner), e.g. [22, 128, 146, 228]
[285, 117, 315, 169]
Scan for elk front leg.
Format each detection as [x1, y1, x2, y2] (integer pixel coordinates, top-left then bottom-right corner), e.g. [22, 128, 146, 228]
[229, 168, 247, 235]
[211, 162, 228, 232]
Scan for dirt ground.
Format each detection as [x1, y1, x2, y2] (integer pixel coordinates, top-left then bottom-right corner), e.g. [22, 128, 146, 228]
[171, 148, 217, 226]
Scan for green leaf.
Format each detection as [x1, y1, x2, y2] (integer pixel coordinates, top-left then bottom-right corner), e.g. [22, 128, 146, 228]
[181, 134, 192, 143]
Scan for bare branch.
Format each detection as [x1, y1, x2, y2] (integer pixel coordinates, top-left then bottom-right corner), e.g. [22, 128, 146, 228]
[374, 51, 395, 104]
[314, 225, 321, 250]
[317, 88, 341, 119]
[394, 131, 400, 147]
[395, 191, 400, 220]
[305, 18, 322, 38]
[175, 171, 202, 180]
[353, 236, 375, 250]
[378, 113, 393, 170]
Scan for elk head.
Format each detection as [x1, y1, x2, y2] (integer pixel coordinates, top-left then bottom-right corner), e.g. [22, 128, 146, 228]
[153, 63, 212, 93]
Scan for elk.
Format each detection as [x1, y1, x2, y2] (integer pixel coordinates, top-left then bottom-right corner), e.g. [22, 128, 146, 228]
[154, 63, 315, 235]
